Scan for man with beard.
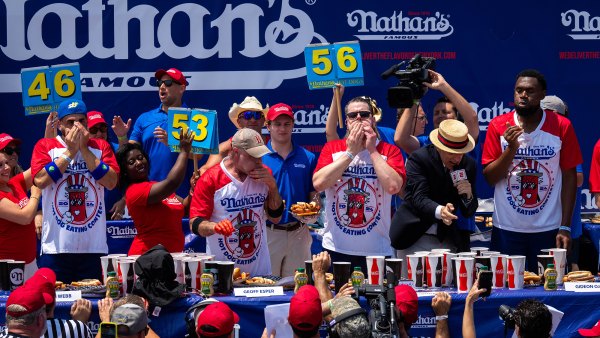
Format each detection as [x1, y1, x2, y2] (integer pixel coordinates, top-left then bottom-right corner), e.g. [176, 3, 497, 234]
[313, 96, 405, 271]
[482, 69, 582, 272]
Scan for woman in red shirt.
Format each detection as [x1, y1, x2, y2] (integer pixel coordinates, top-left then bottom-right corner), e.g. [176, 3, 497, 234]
[0, 152, 41, 277]
[116, 129, 194, 255]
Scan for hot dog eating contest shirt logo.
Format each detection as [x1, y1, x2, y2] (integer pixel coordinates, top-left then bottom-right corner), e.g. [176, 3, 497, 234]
[223, 209, 263, 261]
[53, 173, 101, 232]
[332, 177, 381, 234]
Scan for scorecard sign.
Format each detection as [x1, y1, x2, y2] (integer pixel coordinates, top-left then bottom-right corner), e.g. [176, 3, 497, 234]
[167, 108, 219, 154]
[20, 63, 82, 116]
[304, 41, 364, 90]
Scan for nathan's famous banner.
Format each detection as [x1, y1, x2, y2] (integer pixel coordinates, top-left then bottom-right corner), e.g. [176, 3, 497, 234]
[0, 0, 599, 211]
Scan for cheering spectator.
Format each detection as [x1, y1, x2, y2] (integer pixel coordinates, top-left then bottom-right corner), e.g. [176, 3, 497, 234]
[1, 285, 48, 338]
[200, 96, 269, 174]
[395, 285, 419, 337]
[31, 99, 119, 283]
[262, 103, 318, 277]
[116, 128, 193, 255]
[482, 69, 582, 271]
[190, 128, 283, 276]
[0, 133, 24, 177]
[110, 304, 151, 338]
[313, 96, 405, 271]
[196, 302, 239, 338]
[25, 268, 93, 338]
[431, 291, 451, 338]
[288, 285, 323, 338]
[0, 151, 41, 278]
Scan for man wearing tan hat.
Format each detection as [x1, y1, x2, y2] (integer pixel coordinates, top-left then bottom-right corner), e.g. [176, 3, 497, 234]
[390, 119, 478, 266]
[199, 96, 269, 174]
[190, 128, 283, 276]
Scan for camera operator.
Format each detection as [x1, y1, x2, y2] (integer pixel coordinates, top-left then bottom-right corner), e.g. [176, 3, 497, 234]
[462, 278, 552, 338]
[394, 70, 479, 156]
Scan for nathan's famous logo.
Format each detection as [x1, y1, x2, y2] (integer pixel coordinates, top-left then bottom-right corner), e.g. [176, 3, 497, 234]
[54, 173, 99, 226]
[562, 10, 600, 40]
[508, 159, 552, 209]
[224, 209, 263, 259]
[1, 0, 325, 91]
[347, 10, 453, 40]
[470, 101, 512, 131]
[335, 177, 378, 228]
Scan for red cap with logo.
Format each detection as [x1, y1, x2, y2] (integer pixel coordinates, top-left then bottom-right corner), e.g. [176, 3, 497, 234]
[155, 68, 187, 85]
[196, 302, 239, 337]
[0, 133, 21, 151]
[6, 285, 46, 317]
[267, 103, 294, 121]
[87, 111, 107, 129]
[395, 285, 418, 325]
[288, 285, 322, 332]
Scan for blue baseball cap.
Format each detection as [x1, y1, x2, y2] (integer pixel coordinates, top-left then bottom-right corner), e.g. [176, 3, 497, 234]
[58, 99, 87, 119]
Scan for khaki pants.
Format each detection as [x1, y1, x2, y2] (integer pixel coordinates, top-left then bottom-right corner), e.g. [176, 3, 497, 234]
[267, 225, 312, 277]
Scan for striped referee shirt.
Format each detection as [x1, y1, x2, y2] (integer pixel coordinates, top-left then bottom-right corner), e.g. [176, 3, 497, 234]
[44, 318, 93, 338]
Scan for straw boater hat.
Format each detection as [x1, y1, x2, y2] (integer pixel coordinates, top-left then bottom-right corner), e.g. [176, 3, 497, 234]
[429, 119, 475, 154]
[228, 96, 269, 128]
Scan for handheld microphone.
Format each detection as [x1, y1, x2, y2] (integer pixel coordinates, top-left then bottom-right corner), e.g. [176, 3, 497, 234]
[450, 167, 468, 199]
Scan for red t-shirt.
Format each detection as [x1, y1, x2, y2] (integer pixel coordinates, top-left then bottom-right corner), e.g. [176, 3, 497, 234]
[590, 139, 600, 193]
[125, 181, 185, 255]
[0, 173, 36, 263]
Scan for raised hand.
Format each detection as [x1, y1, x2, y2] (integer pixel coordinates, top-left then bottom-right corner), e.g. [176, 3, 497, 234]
[178, 127, 194, 153]
[503, 122, 523, 151]
[112, 115, 131, 139]
[45, 111, 59, 138]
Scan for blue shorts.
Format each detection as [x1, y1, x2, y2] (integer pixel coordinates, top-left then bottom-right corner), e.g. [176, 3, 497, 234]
[38, 253, 103, 283]
[490, 227, 557, 272]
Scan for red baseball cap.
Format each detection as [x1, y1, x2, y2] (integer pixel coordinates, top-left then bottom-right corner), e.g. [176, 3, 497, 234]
[6, 285, 46, 317]
[579, 319, 600, 337]
[25, 274, 55, 306]
[196, 302, 239, 337]
[267, 103, 294, 121]
[395, 285, 418, 325]
[288, 285, 322, 332]
[87, 111, 107, 129]
[155, 68, 188, 85]
[0, 133, 21, 151]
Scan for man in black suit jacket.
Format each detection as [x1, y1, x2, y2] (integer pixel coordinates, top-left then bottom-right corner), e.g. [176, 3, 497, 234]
[390, 120, 478, 267]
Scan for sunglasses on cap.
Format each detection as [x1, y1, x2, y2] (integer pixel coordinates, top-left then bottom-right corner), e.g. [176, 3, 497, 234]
[89, 125, 108, 134]
[156, 79, 180, 87]
[1, 146, 20, 156]
[346, 111, 372, 119]
[238, 111, 264, 120]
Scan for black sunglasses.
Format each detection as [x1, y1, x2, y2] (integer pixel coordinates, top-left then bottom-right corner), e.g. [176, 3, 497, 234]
[2, 146, 20, 156]
[156, 79, 180, 87]
[89, 125, 108, 134]
[346, 111, 372, 119]
[238, 111, 264, 120]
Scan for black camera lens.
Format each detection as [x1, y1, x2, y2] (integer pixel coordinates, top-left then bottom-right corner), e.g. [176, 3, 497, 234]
[498, 304, 515, 329]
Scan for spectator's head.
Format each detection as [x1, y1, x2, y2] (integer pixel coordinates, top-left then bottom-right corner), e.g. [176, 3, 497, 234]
[578, 319, 600, 338]
[230, 128, 271, 174]
[116, 142, 150, 191]
[514, 69, 547, 117]
[0, 133, 22, 176]
[111, 304, 149, 338]
[430, 119, 475, 167]
[228, 96, 268, 132]
[396, 105, 427, 136]
[288, 285, 322, 338]
[540, 95, 567, 117]
[395, 285, 419, 331]
[433, 96, 458, 128]
[57, 99, 88, 135]
[110, 294, 148, 318]
[514, 299, 552, 338]
[24, 268, 57, 314]
[0, 152, 11, 185]
[154, 68, 186, 109]
[266, 103, 294, 144]
[87, 111, 109, 141]
[196, 302, 239, 338]
[345, 96, 378, 133]
[5, 285, 47, 336]
[329, 297, 370, 338]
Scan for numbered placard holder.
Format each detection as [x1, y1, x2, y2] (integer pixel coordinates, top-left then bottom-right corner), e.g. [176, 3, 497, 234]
[20, 63, 82, 116]
[167, 108, 220, 157]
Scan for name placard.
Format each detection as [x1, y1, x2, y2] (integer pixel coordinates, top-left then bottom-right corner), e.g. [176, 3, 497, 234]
[233, 286, 284, 297]
[564, 282, 600, 292]
[55, 290, 82, 302]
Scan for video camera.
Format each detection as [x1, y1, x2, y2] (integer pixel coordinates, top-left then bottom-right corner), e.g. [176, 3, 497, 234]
[352, 272, 402, 338]
[499, 304, 516, 329]
[381, 54, 436, 108]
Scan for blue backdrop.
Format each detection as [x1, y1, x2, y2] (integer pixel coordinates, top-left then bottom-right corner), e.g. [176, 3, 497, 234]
[0, 0, 599, 211]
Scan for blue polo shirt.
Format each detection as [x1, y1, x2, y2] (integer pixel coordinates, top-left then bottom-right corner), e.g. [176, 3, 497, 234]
[130, 104, 185, 182]
[262, 141, 317, 224]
